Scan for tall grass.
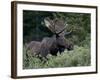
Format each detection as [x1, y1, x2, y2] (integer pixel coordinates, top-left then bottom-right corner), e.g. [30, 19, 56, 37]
[23, 45, 90, 69]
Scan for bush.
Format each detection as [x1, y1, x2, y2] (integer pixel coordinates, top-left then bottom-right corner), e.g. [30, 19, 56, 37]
[23, 45, 91, 69]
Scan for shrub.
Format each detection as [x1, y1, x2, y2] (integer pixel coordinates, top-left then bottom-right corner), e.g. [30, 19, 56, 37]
[23, 45, 91, 69]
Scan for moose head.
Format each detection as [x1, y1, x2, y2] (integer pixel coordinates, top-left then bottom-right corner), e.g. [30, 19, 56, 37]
[44, 17, 73, 54]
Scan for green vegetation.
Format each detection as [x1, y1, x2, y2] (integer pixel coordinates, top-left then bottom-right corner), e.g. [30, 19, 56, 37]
[23, 45, 90, 69]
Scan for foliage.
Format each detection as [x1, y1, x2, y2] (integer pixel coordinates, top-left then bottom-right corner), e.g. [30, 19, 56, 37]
[23, 45, 90, 69]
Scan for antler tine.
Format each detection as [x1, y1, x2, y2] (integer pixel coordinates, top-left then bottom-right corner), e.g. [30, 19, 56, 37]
[64, 22, 68, 27]
[65, 29, 72, 35]
[53, 18, 58, 34]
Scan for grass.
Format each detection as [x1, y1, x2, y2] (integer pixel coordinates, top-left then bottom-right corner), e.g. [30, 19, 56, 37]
[23, 45, 91, 69]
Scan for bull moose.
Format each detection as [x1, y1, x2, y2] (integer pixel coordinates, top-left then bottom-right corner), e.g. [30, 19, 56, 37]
[26, 17, 73, 60]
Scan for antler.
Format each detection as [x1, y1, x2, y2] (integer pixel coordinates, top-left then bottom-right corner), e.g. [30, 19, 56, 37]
[44, 17, 56, 34]
[44, 17, 72, 36]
